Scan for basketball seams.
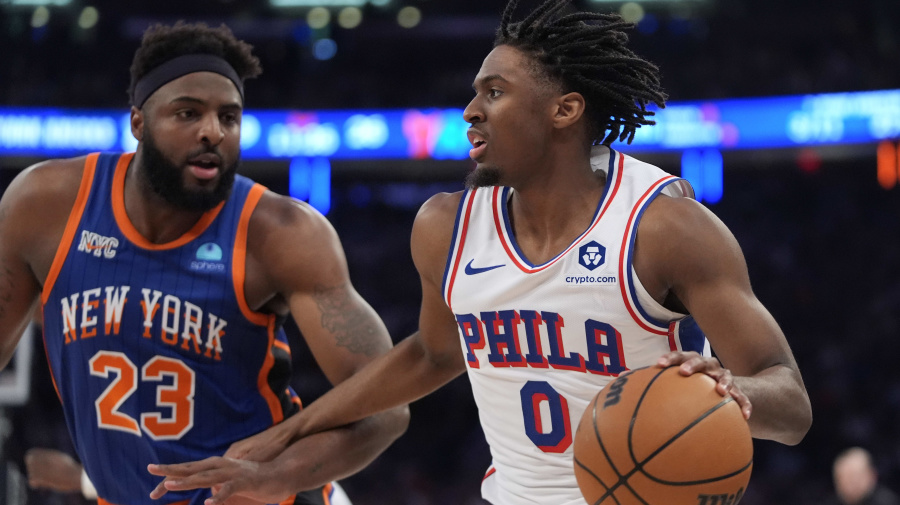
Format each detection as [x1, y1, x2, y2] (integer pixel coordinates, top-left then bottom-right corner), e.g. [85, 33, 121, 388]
[578, 367, 753, 503]
[627, 367, 667, 468]
[644, 460, 753, 487]
[590, 384, 628, 504]
[635, 395, 752, 485]
[573, 457, 620, 505]
[590, 377, 654, 505]
[629, 370, 753, 485]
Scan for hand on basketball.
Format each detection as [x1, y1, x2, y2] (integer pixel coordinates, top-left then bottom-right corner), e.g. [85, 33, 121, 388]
[656, 351, 752, 420]
[148, 457, 281, 504]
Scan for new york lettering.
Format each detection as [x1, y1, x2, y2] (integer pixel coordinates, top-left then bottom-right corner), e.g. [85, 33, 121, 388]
[60, 286, 226, 360]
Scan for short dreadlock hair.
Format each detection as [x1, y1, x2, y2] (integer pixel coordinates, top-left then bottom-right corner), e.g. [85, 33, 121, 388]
[128, 21, 262, 106]
[495, 0, 667, 145]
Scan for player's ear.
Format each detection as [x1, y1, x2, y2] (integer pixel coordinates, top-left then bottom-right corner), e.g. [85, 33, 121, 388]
[130, 106, 144, 142]
[552, 92, 586, 129]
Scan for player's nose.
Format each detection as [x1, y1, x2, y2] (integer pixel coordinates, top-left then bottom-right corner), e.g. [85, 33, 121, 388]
[463, 97, 484, 125]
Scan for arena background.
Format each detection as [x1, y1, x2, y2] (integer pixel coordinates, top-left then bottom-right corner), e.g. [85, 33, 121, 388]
[1, 0, 899, 503]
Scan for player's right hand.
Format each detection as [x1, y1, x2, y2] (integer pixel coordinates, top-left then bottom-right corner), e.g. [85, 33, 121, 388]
[656, 350, 752, 420]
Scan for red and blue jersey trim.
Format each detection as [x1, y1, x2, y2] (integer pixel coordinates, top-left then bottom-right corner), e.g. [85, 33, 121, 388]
[618, 170, 682, 335]
[667, 316, 707, 354]
[443, 189, 477, 312]
[493, 148, 623, 273]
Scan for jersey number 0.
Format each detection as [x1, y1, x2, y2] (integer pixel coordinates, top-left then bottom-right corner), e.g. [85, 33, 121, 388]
[520, 380, 573, 453]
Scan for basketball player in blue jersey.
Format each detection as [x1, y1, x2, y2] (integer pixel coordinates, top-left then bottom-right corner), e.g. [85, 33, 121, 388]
[149, 1, 812, 504]
[0, 22, 409, 505]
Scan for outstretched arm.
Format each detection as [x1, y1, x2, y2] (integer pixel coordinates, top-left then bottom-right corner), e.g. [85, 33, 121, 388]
[637, 195, 812, 445]
[236, 191, 467, 445]
[150, 192, 467, 503]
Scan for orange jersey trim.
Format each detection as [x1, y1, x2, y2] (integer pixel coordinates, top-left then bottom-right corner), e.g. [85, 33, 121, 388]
[41, 153, 99, 401]
[41, 153, 99, 304]
[111, 152, 225, 251]
[232, 183, 270, 327]
[98, 500, 188, 505]
[258, 317, 284, 424]
[233, 184, 283, 423]
[321, 482, 334, 505]
[273, 338, 291, 356]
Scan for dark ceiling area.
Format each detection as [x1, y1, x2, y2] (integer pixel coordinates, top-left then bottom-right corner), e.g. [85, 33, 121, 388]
[1, 0, 898, 111]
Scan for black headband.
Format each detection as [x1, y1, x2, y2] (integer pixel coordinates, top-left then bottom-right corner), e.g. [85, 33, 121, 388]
[133, 54, 244, 109]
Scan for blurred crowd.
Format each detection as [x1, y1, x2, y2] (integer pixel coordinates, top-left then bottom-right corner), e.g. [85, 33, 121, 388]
[1, 0, 900, 503]
[0, 0, 898, 110]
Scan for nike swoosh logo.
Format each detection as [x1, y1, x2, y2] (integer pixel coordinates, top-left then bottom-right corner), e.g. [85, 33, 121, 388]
[465, 259, 505, 275]
[83, 242, 115, 251]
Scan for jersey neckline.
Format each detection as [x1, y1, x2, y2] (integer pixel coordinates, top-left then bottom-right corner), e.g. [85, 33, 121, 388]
[111, 152, 225, 251]
[493, 147, 623, 273]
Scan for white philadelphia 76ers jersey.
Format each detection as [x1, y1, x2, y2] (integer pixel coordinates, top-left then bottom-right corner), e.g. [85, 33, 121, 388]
[442, 146, 710, 505]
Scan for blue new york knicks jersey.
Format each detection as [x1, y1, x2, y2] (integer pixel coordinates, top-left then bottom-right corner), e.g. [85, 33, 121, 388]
[41, 152, 298, 505]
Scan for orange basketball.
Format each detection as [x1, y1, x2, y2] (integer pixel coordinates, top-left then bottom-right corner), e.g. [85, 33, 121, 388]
[573, 366, 753, 505]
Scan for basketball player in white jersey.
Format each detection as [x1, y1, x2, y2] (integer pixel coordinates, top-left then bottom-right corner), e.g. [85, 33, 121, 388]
[150, 1, 812, 503]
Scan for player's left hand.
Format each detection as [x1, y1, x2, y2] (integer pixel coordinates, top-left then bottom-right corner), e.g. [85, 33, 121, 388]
[657, 351, 752, 420]
[148, 458, 285, 505]
[223, 422, 292, 462]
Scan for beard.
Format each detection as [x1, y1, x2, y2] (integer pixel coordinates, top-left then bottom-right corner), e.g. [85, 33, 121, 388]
[139, 131, 238, 212]
[464, 165, 502, 189]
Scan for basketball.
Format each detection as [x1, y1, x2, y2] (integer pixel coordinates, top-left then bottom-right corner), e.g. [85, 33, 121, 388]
[573, 366, 753, 505]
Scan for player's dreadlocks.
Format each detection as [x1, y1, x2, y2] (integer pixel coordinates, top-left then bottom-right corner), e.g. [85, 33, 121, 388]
[495, 0, 667, 145]
[128, 21, 262, 106]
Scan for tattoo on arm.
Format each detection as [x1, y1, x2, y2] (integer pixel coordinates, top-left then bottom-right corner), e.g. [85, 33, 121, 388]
[313, 284, 382, 357]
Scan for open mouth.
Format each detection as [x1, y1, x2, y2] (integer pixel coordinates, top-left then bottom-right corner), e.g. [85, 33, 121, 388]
[187, 154, 221, 181]
[469, 140, 487, 160]
[467, 131, 488, 160]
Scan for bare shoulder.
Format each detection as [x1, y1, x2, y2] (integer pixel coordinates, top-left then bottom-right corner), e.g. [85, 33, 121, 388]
[411, 191, 465, 285]
[412, 191, 464, 243]
[636, 194, 748, 291]
[417, 191, 465, 219]
[249, 188, 337, 242]
[245, 189, 346, 294]
[0, 157, 90, 263]
[2, 157, 87, 210]
[639, 195, 741, 255]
